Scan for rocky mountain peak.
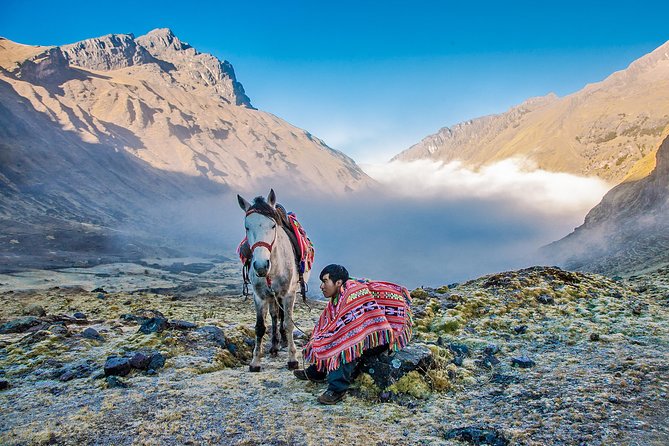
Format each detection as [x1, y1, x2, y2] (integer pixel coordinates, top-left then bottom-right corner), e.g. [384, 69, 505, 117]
[137, 28, 191, 53]
[60, 33, 158, 71]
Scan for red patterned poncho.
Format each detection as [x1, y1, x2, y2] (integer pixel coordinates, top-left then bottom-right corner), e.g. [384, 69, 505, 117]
[303, 279, 413, 372]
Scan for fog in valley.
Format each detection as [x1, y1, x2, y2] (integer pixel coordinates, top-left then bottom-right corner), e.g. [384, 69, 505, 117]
[143, 159, 610, 290]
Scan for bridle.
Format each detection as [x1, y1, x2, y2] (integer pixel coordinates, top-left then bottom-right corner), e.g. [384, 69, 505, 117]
[245, 208, 278, 286]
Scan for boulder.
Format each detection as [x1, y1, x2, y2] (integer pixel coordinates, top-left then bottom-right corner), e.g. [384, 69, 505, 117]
[104, 357, 131, 376]
[73, 312, 87, 319]
[0, 316, 41, 334]
[82, 327, 104, 341]
[169, 320, 197, 330]
[195, 326, 227, 348]
[138, 317, 168, 334]
[129, 352, 151, 370]
[128, 351, 164, 371]
[360, 344, 434, 389]
[106, 376, 129, 388]
[443, 426, 509, 446]
[57, 363, 94, 381]
[511, 356, 535, 368]
[148, 352, 166, 370]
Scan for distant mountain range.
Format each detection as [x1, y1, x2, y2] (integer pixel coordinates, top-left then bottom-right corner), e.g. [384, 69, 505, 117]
[0, 29, 372, 269]
[394, 40, 669, 184]
[546, 134, 669, 275]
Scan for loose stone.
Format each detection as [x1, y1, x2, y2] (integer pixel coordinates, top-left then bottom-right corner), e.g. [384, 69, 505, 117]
[104, 356, 131, 376]
[82, 327, 103, 341]
[511, 356, 536, 368]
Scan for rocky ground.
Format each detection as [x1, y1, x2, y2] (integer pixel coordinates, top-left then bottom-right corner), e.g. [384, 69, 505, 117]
[0, 262, 668, 445]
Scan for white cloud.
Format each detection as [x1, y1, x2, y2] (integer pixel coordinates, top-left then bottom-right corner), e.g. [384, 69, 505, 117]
[362, 158, 611, 216]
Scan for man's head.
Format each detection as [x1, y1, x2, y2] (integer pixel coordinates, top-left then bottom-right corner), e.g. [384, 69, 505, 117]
[319, 264, 349, 299]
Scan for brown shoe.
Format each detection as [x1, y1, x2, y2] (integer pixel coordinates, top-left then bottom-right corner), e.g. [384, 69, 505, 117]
[317, 390, 346, 405]
[293, 369, 326, 383]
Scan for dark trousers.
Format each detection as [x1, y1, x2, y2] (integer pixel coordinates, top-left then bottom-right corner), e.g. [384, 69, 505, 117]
[306, 345, 387, 393]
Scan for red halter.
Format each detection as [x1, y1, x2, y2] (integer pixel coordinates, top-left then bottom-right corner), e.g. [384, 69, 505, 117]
[245, 208, 277, 287]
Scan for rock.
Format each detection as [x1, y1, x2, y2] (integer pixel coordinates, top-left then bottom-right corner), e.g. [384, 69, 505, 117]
[475, 355, 500, 370]
[169, 320, 197, 330]
[96, 293, 106, 300]
[590, 332, 600, 342]
[148, 352, 166, 370]
[104, 357, 131, 376]
[0, 380, 8, 390]
[195, 325, 227, 348]
[82, 327, 103, 341]
[121, 309, 166, 325]
[23, 304, 46, 317]
[452, 356, 464, 367]
[73, 312, 87, 319]
[536, 294, 555, 304]
[48, 324, 69, 336]
[138, 317, 168, 334]
[58, 364, 94, 381]
[513, 325, 528, 334]
[360, 344, 434, 389]
[483, 344, 499, 356]
[106, 376, 129, 388]
[146, 369, 157, 376]
[91, 287, 108, 293]
[448, 343, 470, 357]
[129, 352, 151, 370]
[444, 426, 509, 446]
[0, 316, 41, 334]
[511, 356, 535, 368]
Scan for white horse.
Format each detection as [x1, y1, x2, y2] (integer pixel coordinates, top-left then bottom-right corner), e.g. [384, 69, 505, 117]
[237, 189, 309, 372]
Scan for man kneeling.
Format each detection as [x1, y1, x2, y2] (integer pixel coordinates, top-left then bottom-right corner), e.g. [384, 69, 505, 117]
[295, 264, 413, 404]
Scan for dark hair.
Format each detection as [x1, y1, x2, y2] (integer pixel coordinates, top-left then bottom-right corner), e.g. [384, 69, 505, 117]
[320, 264, 349, 284]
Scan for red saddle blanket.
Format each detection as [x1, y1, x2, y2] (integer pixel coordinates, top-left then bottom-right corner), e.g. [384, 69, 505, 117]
[303, 279, 413, 371]
[237, 212, 314, 274]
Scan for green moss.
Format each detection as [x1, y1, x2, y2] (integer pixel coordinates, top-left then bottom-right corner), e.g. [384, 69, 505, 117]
[353, 373, 380, 399]
[387, 371, 431, 399]
[410, 288, 428, 300]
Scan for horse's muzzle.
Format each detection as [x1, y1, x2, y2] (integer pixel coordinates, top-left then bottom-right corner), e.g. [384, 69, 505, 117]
[253, 259, 269, 277]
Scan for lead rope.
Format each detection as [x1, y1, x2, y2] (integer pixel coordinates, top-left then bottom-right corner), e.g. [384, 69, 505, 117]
[242, 263, 251, 300]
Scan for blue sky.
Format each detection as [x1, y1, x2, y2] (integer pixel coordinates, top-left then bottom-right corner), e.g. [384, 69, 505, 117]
[3, 0, 669, 163]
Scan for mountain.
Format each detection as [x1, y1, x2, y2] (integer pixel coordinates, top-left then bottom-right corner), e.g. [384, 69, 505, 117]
[545, 134, 669, 275]
[0, 30, 372, 269]
[394, 41, 669, 184]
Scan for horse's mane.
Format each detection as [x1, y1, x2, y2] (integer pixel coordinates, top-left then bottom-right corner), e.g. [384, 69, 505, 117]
[248, 196, 279, 221]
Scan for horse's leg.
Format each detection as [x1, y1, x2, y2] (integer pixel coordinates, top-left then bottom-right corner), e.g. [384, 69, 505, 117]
[250, 296, 268, 372]
[269, 299, 280, 357]
[279, 302, 288, 348]
[285, 293, 299, 370]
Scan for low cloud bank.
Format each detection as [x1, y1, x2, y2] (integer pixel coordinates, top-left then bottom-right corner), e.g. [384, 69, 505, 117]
[362, 159, 610, 215]
[137, 160, 612, 291]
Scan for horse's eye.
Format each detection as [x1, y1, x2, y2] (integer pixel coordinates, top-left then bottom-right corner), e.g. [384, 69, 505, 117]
[271, 224, 276, 229]
[245, 227, 249, 231]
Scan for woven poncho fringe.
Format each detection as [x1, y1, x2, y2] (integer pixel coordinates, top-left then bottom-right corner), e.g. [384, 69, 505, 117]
[303, 279, 413, 372]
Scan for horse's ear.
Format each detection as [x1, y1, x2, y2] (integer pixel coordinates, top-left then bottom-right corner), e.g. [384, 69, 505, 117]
[267, 189, 276, 207]
[237, 194, 251, 212]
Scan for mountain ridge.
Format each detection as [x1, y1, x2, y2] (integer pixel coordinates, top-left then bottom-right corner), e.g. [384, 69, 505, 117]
[394, 40, 669, 184]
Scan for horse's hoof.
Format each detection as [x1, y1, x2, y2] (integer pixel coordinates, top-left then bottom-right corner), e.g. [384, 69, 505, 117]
[249, 365, 261, 372]
[287, 361, 299, 370]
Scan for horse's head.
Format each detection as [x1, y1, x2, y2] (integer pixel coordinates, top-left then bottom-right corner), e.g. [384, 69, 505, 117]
[238, 189, 279, 277]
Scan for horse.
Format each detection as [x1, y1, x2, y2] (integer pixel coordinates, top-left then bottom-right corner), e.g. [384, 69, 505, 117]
[237, 189, 309, 372]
